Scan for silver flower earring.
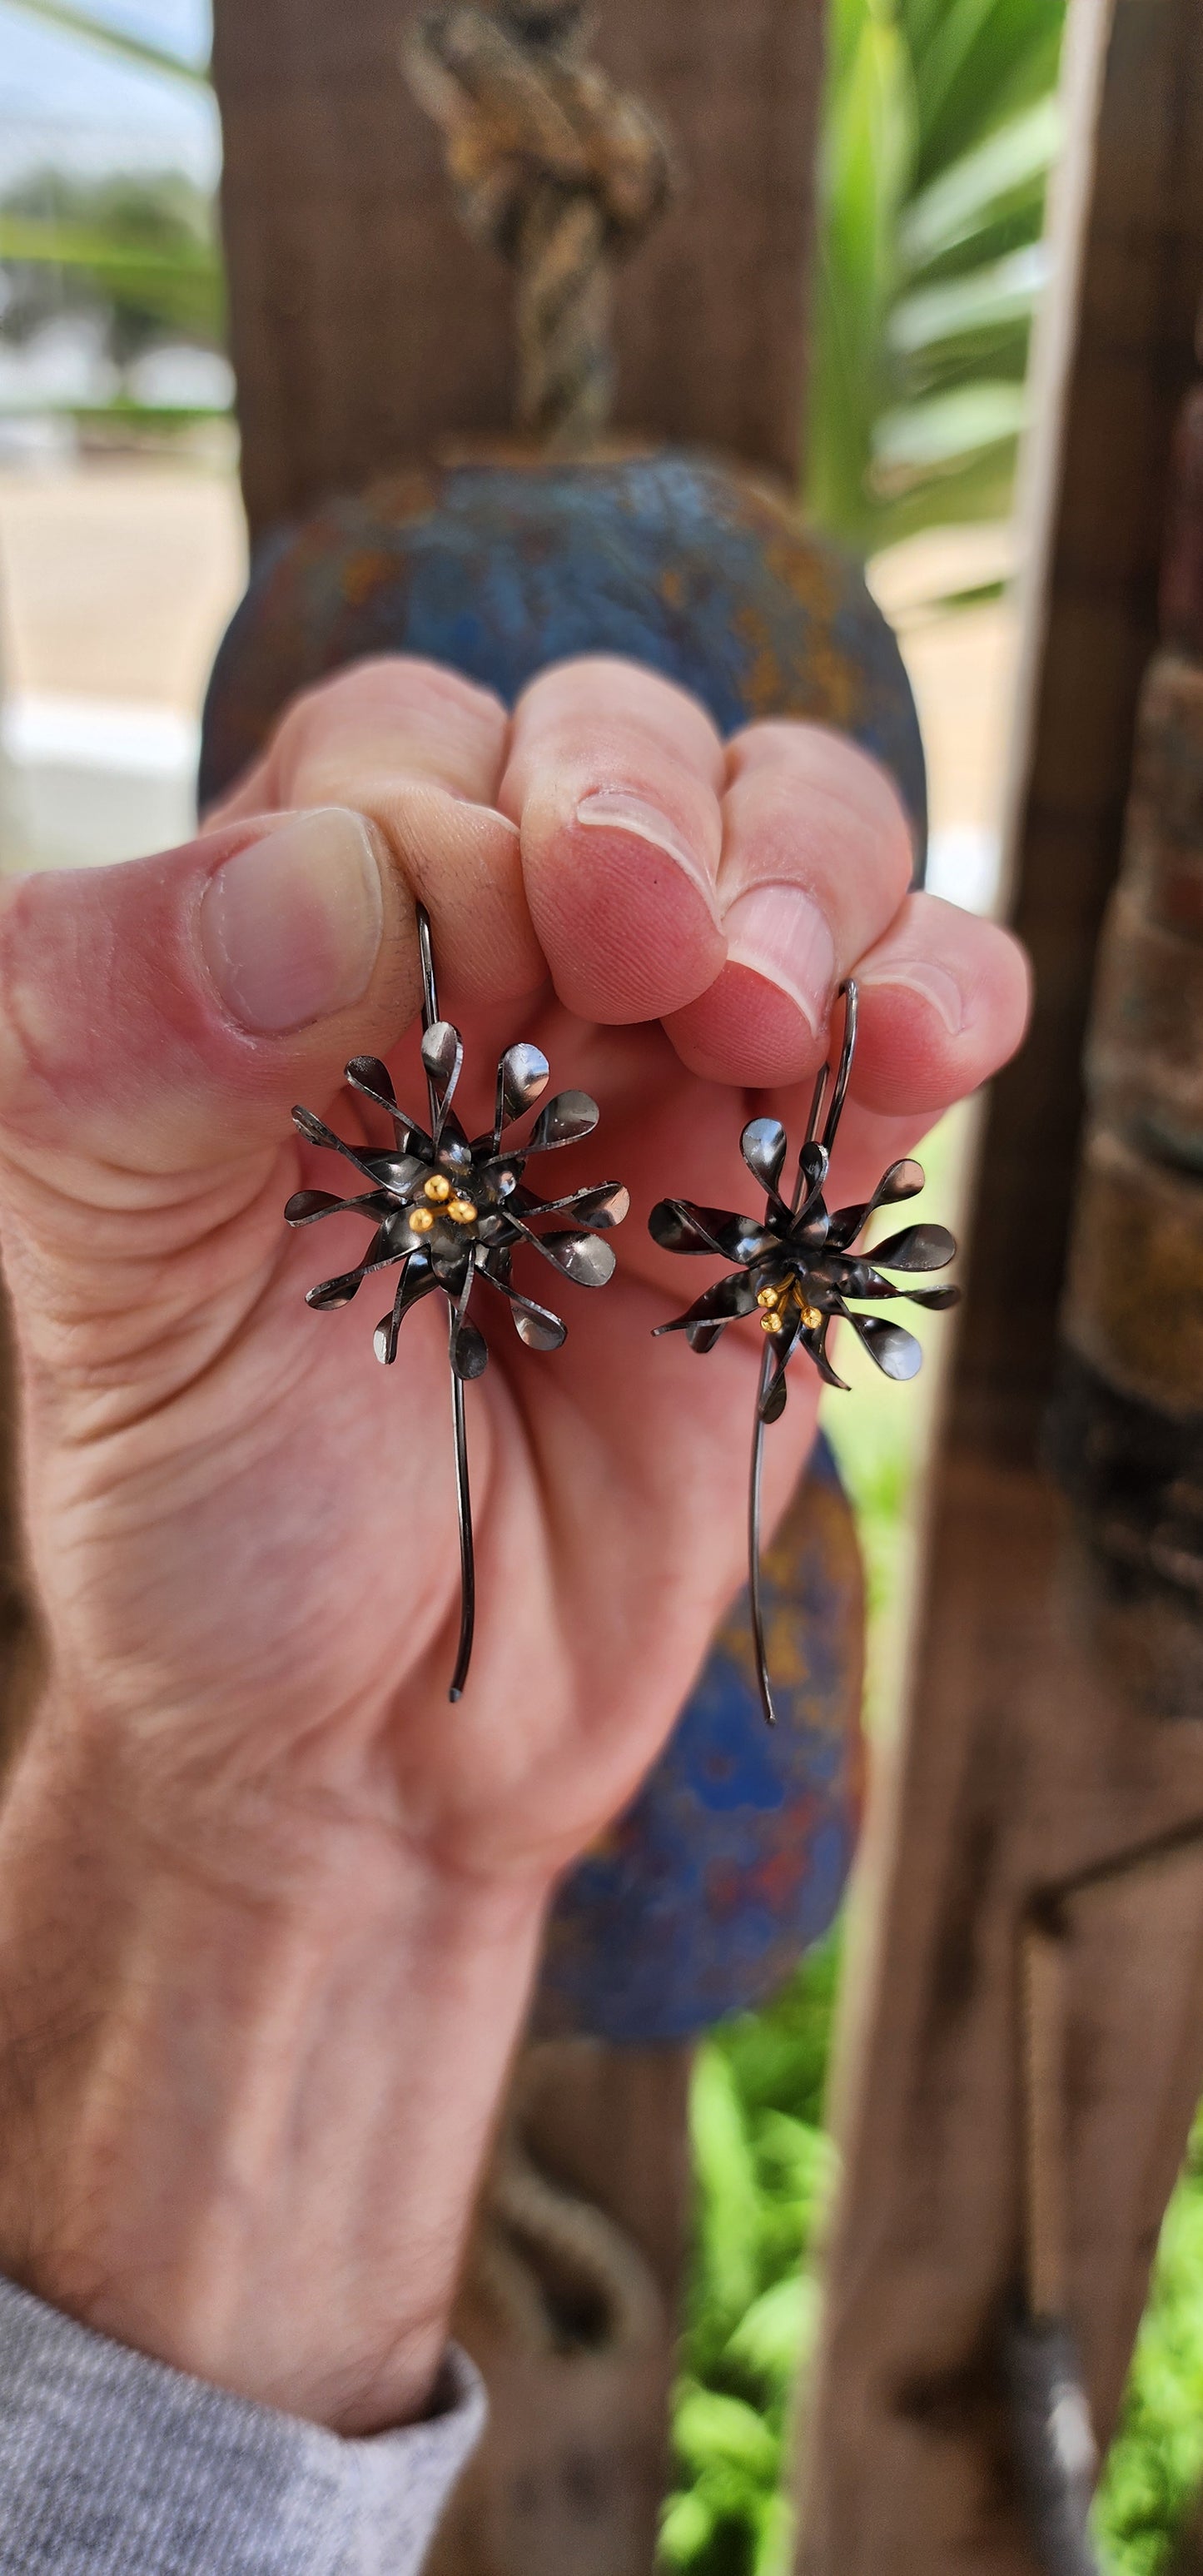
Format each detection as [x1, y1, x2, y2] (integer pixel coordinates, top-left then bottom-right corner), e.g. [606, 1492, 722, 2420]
[649, 982, 959, 1725]
[286, 906, 628, 1700]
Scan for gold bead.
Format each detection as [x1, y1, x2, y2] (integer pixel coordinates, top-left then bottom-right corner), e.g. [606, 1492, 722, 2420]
[799, 1300, 821, 1330]
[408, 1206, 435, 1233]
[757, 1286, 779, 1309]
[447, 1197, 478, 1225]
[762, 1310, 783, 1335]
[425, 1173, 452, 1202]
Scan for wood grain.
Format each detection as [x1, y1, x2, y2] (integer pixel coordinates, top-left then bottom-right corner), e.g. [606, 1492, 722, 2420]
[209, 0, 826, 541]
[951, 0, 1203, 1464]
[798, 0, 1203, 2564]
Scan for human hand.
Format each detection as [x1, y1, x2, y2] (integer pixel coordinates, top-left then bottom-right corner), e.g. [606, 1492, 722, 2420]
[0, 654, 1027, 2427]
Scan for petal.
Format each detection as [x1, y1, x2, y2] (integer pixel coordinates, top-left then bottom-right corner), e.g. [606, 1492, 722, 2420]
[495, 1042, 550, 1136]
[291, 1105, 383, 1188]
[686, 1320, 728, 1354]
[757, 1305, 804, 1419]
[346, 1052, 395, 1109]
[373, 1253, 437, 1363]
[522, 1227, 616, 1286]
[741, 1116, 788, 1201]
[684, 1271, 760, 1325]
[806, 1317, 851, 1392]
[422, 1019, 463, 1104]
[345, 1056, 426, 1142]
[827, 1159, 926, 1251]
[450, 1314, 490, 1380]
[649, 1200, 776, 1263]
[904, 1285, 961, 1310]
[477, 1265, 568, 1351]
[850, 1314, 923, 1380]
[361, 1152, 426, 1196]
[529, 1181, 629, 1228]
[285, 1189, 350, 1226]
[526, 1091, 600, 1153]
[869, 1223, 957, 1272]
[306, 1267, 366, 1310]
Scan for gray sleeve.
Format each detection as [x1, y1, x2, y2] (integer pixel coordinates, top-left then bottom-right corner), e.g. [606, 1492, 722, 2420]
[0, 2273, 485, 2576]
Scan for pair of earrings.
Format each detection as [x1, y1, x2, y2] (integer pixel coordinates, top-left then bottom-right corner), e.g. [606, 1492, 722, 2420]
[286, 908, 957, 1723]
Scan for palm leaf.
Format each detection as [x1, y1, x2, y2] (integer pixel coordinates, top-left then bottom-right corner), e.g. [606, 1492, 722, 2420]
[2, 0, 210, 84]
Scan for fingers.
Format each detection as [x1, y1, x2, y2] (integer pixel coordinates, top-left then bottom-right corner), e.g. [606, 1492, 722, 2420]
[847, 893, 1032, 1115]
[664, 723, 916, 1087]
[0, 662, 530, 1183]
[0, 812, 413, 1181]
[500, 656, 728, 1022]
[211, 658, 540, 1012]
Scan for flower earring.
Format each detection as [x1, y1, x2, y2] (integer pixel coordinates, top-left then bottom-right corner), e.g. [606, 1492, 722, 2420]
[286, 905, 629, 1701]
[649, 981, 960, 1726]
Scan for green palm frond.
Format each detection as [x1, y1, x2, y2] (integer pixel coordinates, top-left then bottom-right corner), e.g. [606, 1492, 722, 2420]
[805, 0, 1066, 552]
[2, 0, 209, 85]
[0, 214, 222, 341]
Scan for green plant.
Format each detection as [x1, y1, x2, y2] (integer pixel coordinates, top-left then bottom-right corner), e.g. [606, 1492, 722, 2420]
[661, 1942, 841, 2576]
[3, 0, 208, 83]
[0, 169, 224, 356]
[1095, 2109, 1203, 2574]
[806, 0, 1066, 550]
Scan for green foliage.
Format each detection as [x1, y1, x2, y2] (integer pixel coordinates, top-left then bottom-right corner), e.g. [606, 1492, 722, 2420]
[0, 169, 223, 361]
[806, 0, 1066, 550]
[660, 1942, 841, 2575]
[3, 0, 208, 83]
[1094, 2110, 1203, 2573]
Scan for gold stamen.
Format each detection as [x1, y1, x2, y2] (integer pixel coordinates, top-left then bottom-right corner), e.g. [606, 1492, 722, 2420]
[409, 1206, 435, 1233]
[447, 1197, 478, 1225]
[762, 1310, 783, 1335]
[756, 1286, 779, 1309]
[425, 1173, 452, 1202]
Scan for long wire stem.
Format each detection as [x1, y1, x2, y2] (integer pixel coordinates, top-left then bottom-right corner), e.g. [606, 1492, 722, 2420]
[448, 1313, 475, 1703]
[754, 978, 861, 1725]
[418, 901, 476, 1701]
[748, 1341, 776, 1727]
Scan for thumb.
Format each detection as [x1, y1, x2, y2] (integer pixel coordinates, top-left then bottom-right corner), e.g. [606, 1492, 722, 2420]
[0, 809, 418, 1181]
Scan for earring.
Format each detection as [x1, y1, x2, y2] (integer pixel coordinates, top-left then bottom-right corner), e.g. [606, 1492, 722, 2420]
[286, 904, 629, 1701]
[649, 980, 960, 1726]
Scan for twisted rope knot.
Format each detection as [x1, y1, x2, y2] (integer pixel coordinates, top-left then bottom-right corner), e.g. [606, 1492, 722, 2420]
[405, 0, 676, 446]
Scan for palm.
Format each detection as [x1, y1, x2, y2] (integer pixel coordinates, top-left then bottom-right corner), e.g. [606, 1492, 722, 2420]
[32, 986, 928, 1885]
[5, 658, 1028, 1891]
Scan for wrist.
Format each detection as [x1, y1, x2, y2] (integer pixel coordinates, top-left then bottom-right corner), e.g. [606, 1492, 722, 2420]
[0, 1713, 549, 2433]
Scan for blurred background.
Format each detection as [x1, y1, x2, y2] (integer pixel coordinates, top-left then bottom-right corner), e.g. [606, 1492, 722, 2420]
[0, 4, 1194, 2570]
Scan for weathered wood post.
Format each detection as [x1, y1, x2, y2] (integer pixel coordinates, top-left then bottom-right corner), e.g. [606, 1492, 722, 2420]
[798, 0, 1203, 2566]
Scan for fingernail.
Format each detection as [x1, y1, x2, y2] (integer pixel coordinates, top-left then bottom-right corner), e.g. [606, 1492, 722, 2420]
[861, 960, 966, 1035]
[723, 884, 836, 1037]
[574, 792, 718, 914]
[198, 810, 384, 1034]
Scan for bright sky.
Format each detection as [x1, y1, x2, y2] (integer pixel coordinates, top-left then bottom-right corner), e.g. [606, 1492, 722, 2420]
[0, 0, 218, 186]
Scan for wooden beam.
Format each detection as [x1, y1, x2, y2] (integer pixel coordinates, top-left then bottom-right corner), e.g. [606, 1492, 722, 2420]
[210, 0, 825, 544]
[951, 0, 1203, 1465]
[799, 0, 1203, 2564]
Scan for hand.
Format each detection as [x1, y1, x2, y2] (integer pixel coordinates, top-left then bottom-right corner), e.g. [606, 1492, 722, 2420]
[0, 654, 1028, 2430]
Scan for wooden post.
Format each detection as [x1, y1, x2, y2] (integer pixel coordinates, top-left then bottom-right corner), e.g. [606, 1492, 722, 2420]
[210, 0, 825, 543]
[799, 0, 1203, 2566]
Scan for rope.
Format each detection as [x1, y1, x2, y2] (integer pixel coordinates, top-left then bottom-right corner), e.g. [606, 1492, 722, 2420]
[404, 0, 675, 449]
